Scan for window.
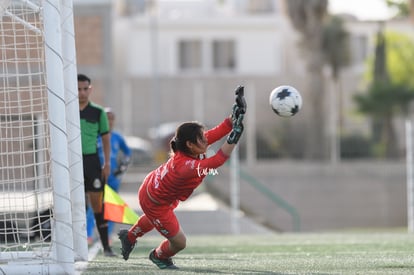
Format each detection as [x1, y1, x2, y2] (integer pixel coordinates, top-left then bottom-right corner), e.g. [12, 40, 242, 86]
[212, 40, 235, 70]
[178, 40, 202, 70]
[350, 34, 368, 65]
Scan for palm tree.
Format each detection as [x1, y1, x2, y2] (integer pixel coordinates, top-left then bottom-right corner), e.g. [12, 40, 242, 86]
[285, 0, 328, 160]
[322, 15, 350, 162]
[322, 16, 350, 82]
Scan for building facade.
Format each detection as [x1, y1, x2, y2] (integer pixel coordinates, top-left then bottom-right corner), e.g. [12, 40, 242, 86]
[74, 0, 414, 160]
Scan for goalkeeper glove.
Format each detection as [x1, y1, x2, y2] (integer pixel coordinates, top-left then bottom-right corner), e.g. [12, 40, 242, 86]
[234, 85, 247, 115]
[231, 103, 242, 123]
[231, 86, 247, 122]
[227, 114, 244, 144]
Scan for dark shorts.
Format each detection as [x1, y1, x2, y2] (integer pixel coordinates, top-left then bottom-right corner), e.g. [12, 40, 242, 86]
[83, 154, 104, 192]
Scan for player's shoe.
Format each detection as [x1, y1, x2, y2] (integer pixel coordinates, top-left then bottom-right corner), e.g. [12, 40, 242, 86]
[149, 248, 179, 269]
[118, 229, 136, 261]
[103, 247, 117, 257]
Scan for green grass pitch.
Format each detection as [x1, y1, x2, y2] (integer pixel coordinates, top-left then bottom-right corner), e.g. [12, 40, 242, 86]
[81, 231, 414, 274]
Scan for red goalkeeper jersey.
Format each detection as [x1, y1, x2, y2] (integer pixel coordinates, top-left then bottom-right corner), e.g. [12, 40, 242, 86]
[143, 118, 232, 205]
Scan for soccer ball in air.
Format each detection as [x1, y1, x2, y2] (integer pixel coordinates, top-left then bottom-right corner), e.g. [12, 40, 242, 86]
[269, 85, 302, 117]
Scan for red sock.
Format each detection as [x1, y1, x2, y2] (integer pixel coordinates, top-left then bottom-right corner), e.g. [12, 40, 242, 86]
[128, 215, 154, 243]
[155, 239, 175, 259]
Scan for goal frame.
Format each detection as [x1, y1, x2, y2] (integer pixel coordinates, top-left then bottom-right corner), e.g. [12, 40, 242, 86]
[0, 0, 87, 274]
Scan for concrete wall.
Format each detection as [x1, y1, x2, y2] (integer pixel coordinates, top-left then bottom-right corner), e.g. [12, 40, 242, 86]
[206, 160, 407, 232]
[74, 1, 113, 106]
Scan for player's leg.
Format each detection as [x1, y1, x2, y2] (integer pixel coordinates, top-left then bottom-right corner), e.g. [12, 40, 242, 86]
[151, 229, 186, 258]
[107, 221, 114, 241]
[147, 206, 183, 269]
[119, 182, 156, 260]
[86, 205, 95, 244]
[84, 154, 115, 256]
[89, 190, 114, 256]
[119, 214, 154, 260]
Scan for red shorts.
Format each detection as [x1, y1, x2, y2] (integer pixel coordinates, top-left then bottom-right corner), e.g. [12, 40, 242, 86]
[138, 183, 180, 238]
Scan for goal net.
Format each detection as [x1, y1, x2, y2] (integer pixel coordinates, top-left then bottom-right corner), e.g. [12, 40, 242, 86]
[0, 0, 87, 274]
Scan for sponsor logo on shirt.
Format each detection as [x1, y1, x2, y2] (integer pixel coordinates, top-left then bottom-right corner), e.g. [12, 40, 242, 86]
[196, 163, 218, 177]
[185, 159, 196, 169]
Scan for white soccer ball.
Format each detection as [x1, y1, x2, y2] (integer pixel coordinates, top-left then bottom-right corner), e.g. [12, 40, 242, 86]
[269, 85, 302, 117]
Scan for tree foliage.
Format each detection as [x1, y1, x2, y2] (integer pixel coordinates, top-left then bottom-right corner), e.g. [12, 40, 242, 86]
[355, 28, 414, 158]
[322, 16, 350, 80]
[365, 31, 414, 87]
[355, 82, 414, 117]
[386, 0, 410, 17]
[385, 32, 414, 86]
[285, 0, 328, 160]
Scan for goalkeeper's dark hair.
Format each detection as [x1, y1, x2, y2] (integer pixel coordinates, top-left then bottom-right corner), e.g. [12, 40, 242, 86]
[77, 73, 91, 84]
[170, 121, 205, 156]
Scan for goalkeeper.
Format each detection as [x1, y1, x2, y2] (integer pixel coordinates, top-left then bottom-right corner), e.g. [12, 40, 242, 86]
[118, 86, 246, 269]
[87, 108, 132, 243]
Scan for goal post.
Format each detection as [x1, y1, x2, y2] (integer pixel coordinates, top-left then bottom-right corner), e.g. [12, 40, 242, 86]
[61, 0, 88, 261]
[0, 0, 86, 274]
[406, 119, 414, 233]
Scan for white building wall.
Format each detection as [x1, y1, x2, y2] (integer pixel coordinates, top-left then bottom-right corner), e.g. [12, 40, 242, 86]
[237, 30, 282, 75]
[123, 17, 289, 77]
[112, 0, 414, 148]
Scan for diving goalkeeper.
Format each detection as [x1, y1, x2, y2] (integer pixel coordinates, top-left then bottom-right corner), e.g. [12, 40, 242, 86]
[118, 86, 246, 269]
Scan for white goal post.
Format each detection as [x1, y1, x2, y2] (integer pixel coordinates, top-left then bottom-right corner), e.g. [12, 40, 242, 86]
[0, 0, 87, 274]
[406, 120, 414, 233]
